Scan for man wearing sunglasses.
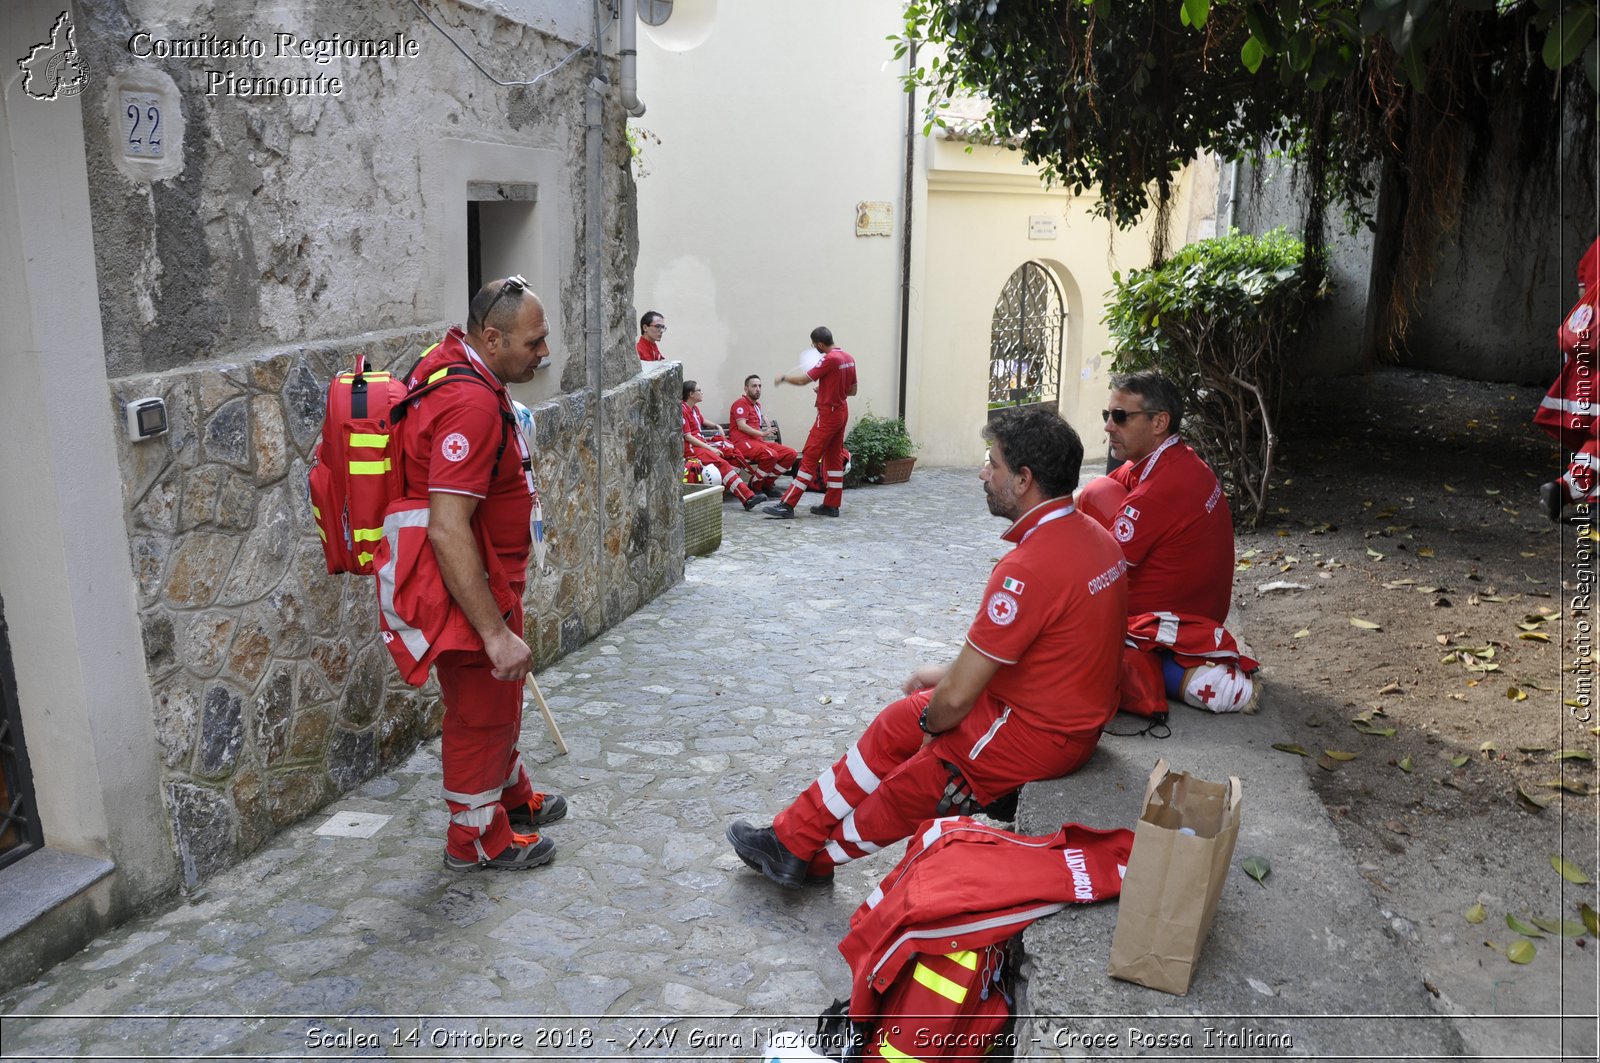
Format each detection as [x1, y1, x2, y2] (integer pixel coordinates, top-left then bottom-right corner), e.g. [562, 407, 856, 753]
[385, 276, 568, 871]
[1080, 370, 1256, 714]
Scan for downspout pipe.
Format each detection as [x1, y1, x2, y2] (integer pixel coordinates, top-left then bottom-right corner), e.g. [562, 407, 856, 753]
[619, 0, 645, 117]
[587, 5, 607, 572]
[895, 41, 917, 422]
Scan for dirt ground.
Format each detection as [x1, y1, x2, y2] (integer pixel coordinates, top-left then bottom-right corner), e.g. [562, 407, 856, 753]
[1225, 367, 1597, 1035]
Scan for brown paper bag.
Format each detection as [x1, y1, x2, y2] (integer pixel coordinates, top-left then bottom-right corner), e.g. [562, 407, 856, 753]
[1107, 757, 1243, 995]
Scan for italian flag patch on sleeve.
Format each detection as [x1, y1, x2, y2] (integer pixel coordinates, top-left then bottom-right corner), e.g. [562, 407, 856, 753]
[1002, 577, 1025, 594]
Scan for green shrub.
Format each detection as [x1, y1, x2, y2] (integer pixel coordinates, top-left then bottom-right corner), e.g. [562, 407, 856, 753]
[1103, 228, 1321, 526]
[845, 413, 917, 485]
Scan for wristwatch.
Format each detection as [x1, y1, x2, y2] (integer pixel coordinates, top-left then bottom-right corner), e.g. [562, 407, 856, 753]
[918, 705, 942, 735]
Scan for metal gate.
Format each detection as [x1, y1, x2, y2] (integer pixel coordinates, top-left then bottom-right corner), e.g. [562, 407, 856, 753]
[988, 261, 1065, 417]
[0, 595, 42, 871]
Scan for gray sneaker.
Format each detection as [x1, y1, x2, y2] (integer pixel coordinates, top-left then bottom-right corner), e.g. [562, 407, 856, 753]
[444, 833, 555, 871]
[506, 793, 567, 829]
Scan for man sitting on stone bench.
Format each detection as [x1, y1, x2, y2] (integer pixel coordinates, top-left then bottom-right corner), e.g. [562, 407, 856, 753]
[1078, 370, 1257, 715]
[726, 407, 1126, 888]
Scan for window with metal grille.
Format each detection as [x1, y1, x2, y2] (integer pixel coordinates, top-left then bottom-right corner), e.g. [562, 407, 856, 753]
[988, 261, 1065, 418]
[0, 595, 42, 871]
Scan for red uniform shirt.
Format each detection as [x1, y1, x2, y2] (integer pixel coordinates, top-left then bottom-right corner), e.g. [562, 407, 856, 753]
[1107, 436, 1234, 621]
[399, 333, 532, 574]
[637, 336, 662, 361]
[965, 497, 1127, 734]
[807, 347, 857, 408]
[729, 396, 766, 435]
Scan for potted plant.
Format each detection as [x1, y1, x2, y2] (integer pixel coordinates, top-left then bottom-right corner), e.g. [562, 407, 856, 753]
[844, 413, 918, 485]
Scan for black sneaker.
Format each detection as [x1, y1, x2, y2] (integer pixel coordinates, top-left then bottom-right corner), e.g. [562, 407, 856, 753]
[809, 505, 841, 518]
[506, 793, 567, 830]
[743, 494, 762, 511]
[444, 833, 555, 872]
[762, 502, 795, 519]
[980, 789, 1020, 822]
[1539, 481, 1563, 522]
[726, 821, 808, 889]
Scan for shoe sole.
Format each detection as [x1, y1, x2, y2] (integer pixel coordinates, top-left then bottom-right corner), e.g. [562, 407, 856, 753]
[443, 845, 555, 872]
[726, 825, 805, 889]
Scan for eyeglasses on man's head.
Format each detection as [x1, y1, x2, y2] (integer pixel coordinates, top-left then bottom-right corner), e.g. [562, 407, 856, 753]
[470, 274, 529, 331]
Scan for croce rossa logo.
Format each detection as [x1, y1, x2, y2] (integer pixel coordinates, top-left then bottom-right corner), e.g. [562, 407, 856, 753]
[18, 10, 86, 101]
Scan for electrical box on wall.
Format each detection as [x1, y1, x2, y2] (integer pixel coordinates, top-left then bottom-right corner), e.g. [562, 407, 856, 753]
[107, 69, 184, 182]
[125, 397, 168, 442]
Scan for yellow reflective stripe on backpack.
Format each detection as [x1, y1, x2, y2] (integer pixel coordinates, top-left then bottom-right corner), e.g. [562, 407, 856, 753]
[352, 527, 383, 543]
[356, 550, 375, 567]
[348, 432, 389, 448]
[336, 372, 392, 383]
[912, 961, 968, 1004]
[427, 366, 452, 384]
[876, 1035, 929, 1062]
[946, 950, 979, 970]
[348, 459, 391, 475]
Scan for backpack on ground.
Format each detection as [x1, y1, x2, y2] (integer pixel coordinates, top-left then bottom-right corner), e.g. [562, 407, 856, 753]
[308, 350, 508, 575]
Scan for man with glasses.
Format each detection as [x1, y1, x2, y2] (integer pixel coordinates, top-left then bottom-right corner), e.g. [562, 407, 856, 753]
[728, 407, 1126, 888]
[637, 311, 666, 361]
[1080, 370, 1256, 714]
[385, 276, 569, 871]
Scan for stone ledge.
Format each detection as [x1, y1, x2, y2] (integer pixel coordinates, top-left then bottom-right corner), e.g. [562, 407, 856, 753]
[0, 848, 114, 943]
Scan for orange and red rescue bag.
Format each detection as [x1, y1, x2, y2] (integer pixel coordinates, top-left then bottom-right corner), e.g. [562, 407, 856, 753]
[308, 356, 410, 574]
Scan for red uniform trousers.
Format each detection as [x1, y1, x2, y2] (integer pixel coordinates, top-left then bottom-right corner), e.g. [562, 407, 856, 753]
[780, 405, 847, 509]
[687, 442, 756, 502]
[772, 688, 1101, 875]
[732, 436, 798, 490]
[437, 591, 537, 863]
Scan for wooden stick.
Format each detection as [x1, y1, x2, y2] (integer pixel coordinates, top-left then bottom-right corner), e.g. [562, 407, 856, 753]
[524, 672, 568, 755]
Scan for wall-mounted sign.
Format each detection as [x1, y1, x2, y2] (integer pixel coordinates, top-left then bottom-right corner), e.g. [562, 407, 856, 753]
[1028, 215, 1057, 240]
[856, 201, 892, 237]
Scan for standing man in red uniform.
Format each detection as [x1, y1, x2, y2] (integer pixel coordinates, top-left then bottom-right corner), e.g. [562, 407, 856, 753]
[763, 327, 856, 518]
[728, 374, 797, 499]
[728, 407, 1127, 887]
[637, 310, 665, 361]
[1078, 370, 1255, 714]
[394, 276, 568, 871]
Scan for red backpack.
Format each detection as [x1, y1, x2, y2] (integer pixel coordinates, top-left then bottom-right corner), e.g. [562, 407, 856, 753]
[308, 351, 508, 575]
[308, 356, 411, 574]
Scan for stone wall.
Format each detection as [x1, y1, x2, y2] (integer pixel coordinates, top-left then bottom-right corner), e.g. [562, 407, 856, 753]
[64, 0, 669, 886]
[113, 335, 682, 885]
[1235, 147, 1596, 383]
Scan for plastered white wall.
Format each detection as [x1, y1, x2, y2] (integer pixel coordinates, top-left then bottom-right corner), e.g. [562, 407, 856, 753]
[633, 0, 907, 437]
[1, 0, 174, 900]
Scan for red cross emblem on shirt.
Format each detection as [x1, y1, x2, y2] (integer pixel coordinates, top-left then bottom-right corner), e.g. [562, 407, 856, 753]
[986, 591, 1019, 626]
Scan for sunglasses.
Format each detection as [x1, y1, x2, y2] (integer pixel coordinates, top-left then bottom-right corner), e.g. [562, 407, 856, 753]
[470, 274, 528, 330]
[1102, 408, 1157, 425]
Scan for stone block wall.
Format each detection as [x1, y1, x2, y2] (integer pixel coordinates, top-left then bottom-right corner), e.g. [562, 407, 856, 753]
[113, 333, 682, 885]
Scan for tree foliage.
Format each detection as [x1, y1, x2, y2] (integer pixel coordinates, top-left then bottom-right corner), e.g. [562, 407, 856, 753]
[1104, 228, 1319, 524]
[899, 1, 1596, 349]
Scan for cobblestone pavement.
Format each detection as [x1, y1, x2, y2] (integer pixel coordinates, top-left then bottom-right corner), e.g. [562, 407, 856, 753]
[0, 468, 1004, 1062]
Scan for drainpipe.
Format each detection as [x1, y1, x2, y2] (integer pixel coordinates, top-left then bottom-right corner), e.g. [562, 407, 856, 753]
[587, 4, 607, 572]
[619, 0, 645, 116]
[895, 41, 917, 423]
[1223, 158, 1240, 233]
